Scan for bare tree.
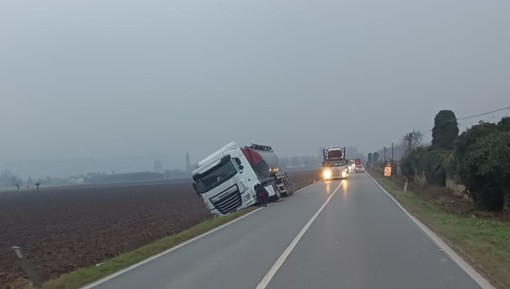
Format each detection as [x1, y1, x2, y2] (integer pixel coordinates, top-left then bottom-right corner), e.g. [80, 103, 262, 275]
[402, 130, 423, 151]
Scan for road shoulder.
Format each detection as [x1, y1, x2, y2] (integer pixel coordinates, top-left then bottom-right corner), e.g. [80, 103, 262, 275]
[369, 171, 508, 289]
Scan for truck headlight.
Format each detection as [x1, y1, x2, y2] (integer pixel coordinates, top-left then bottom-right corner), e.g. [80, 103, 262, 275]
[323, 169, 332, 180]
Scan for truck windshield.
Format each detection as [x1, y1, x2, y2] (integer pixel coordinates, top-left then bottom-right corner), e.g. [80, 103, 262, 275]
[193, 161, 237, 194]
[323, 160, 347, 167]
[327, 150, 343, 159]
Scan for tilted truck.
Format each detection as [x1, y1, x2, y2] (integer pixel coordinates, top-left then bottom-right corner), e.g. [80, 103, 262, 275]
[192, 142, 294, 216]
[321, 146, 349, 180]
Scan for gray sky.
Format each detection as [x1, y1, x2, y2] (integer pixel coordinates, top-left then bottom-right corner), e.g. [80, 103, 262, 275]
[1, 0, 509, 173]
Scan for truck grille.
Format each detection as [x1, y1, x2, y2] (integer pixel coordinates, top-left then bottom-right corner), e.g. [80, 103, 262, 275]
[332, 170, 340, 176]
[211, 186, 242, 214]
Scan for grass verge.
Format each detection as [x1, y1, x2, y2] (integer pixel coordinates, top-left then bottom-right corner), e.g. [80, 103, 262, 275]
[30, 208, 256, 289]
[370, 171, 510, 289]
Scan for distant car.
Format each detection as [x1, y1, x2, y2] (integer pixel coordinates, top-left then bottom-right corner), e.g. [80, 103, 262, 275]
[355, 165, 365, 173]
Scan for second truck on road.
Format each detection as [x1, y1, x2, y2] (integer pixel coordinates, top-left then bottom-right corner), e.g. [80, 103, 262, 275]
[321, 146, 349, 180]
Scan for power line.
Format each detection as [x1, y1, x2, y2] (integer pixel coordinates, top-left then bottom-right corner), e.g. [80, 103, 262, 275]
[376, 106, 510, 153]
[457, 106, 510, 121]
[424, 105, 510, 133]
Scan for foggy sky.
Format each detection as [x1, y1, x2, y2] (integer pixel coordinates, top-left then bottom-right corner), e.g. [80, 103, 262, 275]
[1, 0, 509, 173]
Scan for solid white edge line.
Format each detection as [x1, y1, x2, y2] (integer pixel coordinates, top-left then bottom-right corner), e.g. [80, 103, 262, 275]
[368, 174, 495, 289]
[255, 180, 343, 289]
[81, 182, 317, 289]
[81, 208, 263, 289]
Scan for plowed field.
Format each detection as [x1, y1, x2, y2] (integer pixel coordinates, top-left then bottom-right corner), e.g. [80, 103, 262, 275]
[0, 170, 319, 288]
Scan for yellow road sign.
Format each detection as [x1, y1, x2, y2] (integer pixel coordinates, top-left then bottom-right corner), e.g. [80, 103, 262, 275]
[384, 164, 392, 177]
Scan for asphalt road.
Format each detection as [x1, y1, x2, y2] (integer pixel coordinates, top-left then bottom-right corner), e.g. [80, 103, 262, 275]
[86, 173, 485, 289]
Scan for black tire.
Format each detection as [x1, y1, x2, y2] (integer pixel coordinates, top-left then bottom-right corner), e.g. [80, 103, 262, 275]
[285, 179, 294, 196]
[271, 183, 281, 201]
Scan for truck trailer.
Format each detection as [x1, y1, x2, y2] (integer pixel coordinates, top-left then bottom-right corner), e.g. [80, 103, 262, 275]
[192, 142, 293, 216]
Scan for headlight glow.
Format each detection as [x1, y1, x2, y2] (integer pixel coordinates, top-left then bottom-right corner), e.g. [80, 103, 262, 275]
[323, 169, 332, 180]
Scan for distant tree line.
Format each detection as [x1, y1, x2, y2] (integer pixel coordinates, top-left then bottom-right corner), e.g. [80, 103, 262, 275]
[85, 172, 165, 184]
[279, 155, 322, 169]
[0, 170, 66, 189]
[0, 167, 192, 189]
[0, 170, 23, 188]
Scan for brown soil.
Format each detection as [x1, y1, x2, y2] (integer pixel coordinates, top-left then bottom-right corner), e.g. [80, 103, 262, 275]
[0, 170, 318, 288]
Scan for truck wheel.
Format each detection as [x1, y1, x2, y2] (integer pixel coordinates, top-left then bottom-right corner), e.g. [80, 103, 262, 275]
[272, 183, 281, 200]
[285, 179, 293, 196]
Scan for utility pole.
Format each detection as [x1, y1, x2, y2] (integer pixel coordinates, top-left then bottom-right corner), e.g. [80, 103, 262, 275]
[391, 143, 394, 161]
[185, 152, 191, 172]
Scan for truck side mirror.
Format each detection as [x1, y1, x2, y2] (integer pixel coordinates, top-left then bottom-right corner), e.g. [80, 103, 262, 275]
[192, 183, 199, 195]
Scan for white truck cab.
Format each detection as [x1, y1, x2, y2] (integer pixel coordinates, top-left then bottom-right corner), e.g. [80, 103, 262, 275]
[192, 142, 289, 216]
[322, 146, 349, 180]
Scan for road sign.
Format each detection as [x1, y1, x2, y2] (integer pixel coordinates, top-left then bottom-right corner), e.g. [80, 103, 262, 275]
[384, 164, 392, 177]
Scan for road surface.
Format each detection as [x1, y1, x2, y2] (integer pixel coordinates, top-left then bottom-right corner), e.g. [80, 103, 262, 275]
[86, 173, 486, 289]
